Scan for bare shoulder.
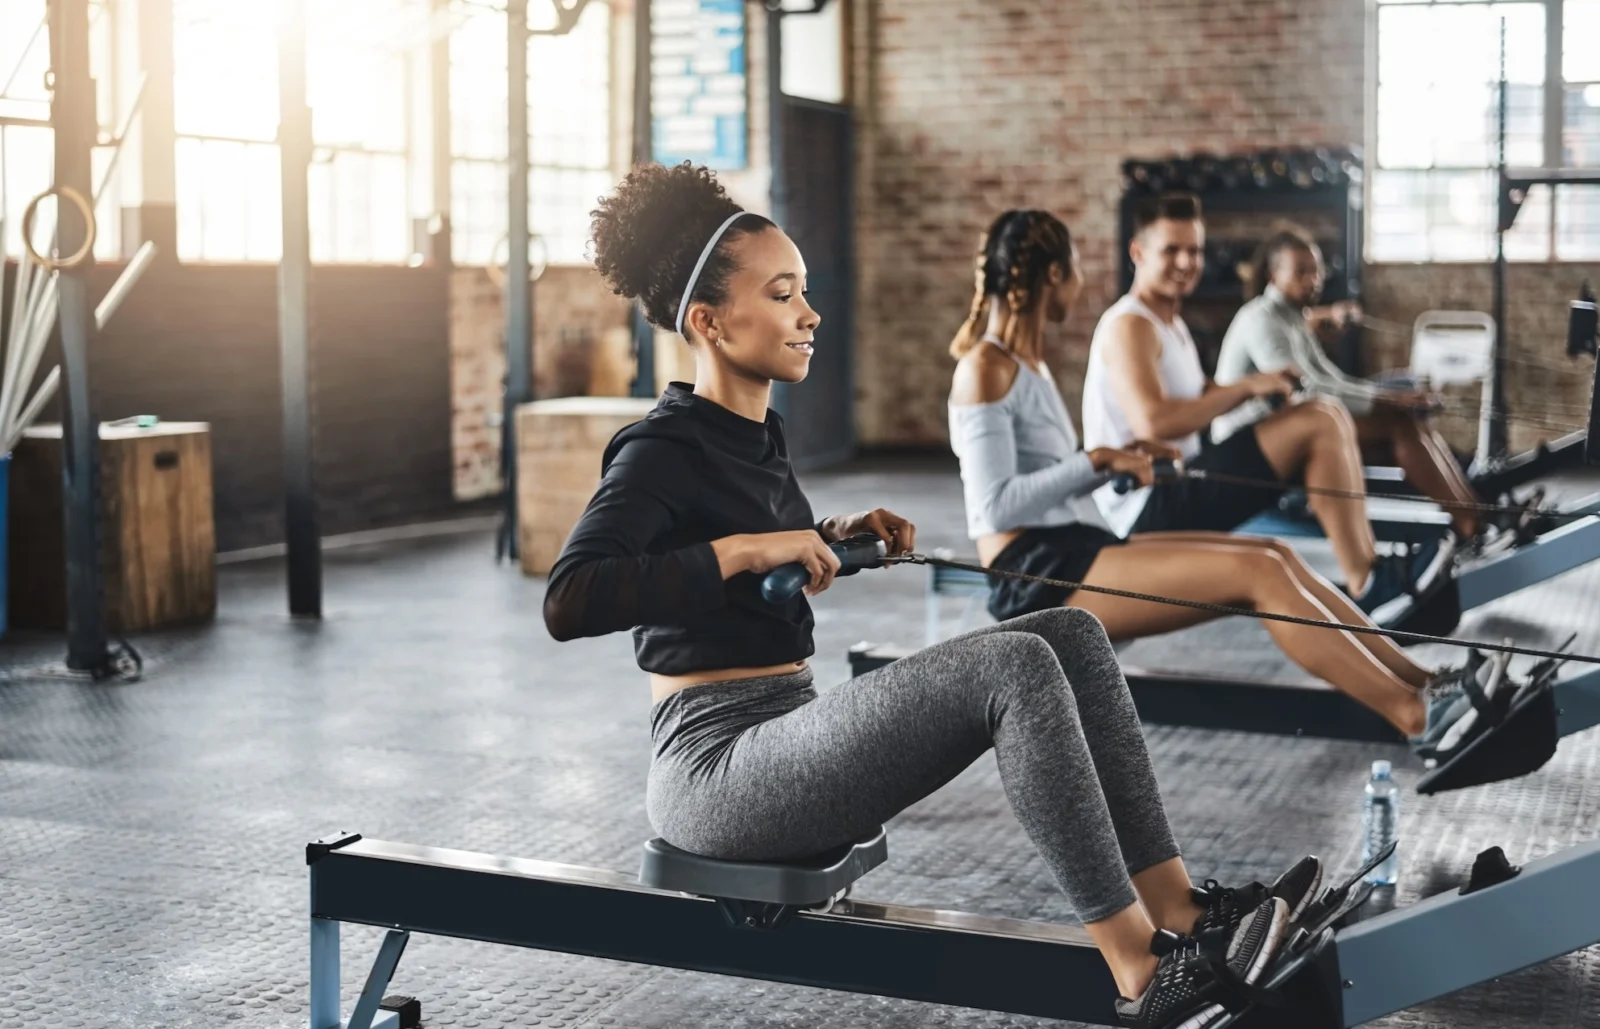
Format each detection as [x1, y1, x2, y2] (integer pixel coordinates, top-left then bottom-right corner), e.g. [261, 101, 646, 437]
[1102, 313, 1162, 369]
[1107, 311, 1161, 350]
[951, 343, 1020, 405]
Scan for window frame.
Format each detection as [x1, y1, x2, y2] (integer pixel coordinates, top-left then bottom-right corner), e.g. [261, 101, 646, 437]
[1366, 0, 1597, 262]
[447, 0, 614, 268]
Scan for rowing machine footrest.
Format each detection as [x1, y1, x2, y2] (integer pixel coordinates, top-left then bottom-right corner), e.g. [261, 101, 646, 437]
[1461, 846, 1522, 895]
[1220, 927, 1343, 1029]
[1378, 576, 1461, 638]
[379, 996, 422, 1029]
[1416, 678, 1558, 794]
[640, 828, 887, 907]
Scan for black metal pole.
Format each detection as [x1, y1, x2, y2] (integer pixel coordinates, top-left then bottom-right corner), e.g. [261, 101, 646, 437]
[430, 0, 454, 267]
[629, 0, 655, 398]
[764, 3, 789, 421]
[765, 3, 787, 231]
[277, 0, 321, 616]
[48, 0, 109, 670]
[1489, 17, 1510, 462]
[502, 0, 532, 561]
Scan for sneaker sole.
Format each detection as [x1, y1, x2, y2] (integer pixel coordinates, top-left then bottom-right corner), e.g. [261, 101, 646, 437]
[1280, 864, 1323, 924]
[1175, 1003, 1228, 1029]
[1239, 898, 1291, 986]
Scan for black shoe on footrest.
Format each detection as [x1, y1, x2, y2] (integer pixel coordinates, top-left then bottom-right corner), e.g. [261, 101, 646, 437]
[1116, 899, 1290, 1029]
[1193, 856, 1323, 938]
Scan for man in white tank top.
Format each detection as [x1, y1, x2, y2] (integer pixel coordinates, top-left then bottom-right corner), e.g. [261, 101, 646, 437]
[1083, 192, 1439, 615]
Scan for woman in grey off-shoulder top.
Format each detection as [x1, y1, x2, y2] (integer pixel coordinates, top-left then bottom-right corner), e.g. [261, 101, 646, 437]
[946, 208, 1475, 757]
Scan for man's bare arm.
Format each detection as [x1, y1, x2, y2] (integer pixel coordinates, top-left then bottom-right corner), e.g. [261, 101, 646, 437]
[1103, 315, 1295, 441]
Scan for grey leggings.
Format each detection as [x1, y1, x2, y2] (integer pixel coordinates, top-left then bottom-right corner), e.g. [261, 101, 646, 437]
[647, 607, 1179, 923]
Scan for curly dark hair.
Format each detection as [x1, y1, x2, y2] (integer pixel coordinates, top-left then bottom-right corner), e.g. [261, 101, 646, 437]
[589, 162, 776, 333]
[949, 209, 1074, 358]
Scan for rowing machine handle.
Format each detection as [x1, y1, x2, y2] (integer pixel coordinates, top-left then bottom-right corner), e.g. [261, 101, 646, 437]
[761, 534, 888, 603]
[1264, 374, 1305, 412]
[1112, 458, 1179, 495]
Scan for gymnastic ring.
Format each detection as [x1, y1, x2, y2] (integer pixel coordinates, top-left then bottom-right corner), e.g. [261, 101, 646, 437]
[21, 184, 97, 271]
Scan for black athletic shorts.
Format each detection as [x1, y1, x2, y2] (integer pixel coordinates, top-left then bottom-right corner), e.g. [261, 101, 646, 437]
[1129, 428, 1294, 535]
[986, 523, 1126, 622]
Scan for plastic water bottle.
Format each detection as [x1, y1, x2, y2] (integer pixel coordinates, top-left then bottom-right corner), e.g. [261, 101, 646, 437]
[1362, 760, 1400, 886]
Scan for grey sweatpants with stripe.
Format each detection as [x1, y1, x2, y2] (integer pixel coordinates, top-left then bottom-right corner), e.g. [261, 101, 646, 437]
[647, 607, 1179, 923]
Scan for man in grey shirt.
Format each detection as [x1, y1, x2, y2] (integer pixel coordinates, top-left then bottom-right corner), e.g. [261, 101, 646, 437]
[1213, 225, 1482, 540]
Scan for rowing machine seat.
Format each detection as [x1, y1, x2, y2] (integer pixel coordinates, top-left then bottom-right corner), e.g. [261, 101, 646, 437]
[640, 828, 887, 906]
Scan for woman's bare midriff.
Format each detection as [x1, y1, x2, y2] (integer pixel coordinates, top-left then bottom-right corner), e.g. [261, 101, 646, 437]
[650, 660, 809, 703]
[976, 530, 1021, 568]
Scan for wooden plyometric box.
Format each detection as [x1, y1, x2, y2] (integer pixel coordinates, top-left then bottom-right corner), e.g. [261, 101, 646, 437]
[516, 397, 656, 576]
[9, 422, 217, 632]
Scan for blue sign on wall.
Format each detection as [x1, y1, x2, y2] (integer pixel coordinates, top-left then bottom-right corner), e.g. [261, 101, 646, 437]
[651, 0, 747, 170]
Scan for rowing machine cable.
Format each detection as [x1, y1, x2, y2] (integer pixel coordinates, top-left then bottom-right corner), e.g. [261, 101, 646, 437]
[886, 552, 1599, 665]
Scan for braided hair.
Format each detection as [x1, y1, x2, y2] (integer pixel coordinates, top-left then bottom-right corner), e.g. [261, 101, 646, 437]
[949, 209, 1074, 359]
[589, 162, 776, 334]
[1244, 221, 1317, 300]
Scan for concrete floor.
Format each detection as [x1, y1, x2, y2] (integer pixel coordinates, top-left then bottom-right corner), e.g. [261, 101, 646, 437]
[2, 455, 1598, 1028]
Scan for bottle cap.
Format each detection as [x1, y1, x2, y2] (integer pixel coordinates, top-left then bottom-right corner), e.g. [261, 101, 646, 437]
[1371, 759, 1392, 778]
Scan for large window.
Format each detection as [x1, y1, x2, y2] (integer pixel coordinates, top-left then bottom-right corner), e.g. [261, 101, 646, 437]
[450, 0, 612, 266]
[1372, 0, 1600, 261]
[2, 0, 119, 260]
[173, 0, 425, 263]
[8, 1, 611, 267]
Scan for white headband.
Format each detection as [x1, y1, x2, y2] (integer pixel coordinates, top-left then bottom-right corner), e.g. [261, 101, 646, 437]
[674, 211, 747, 337]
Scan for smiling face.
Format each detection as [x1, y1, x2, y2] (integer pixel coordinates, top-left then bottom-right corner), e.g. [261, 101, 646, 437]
[686, 227, 820, 384]
[1130, 216, 1205, 301]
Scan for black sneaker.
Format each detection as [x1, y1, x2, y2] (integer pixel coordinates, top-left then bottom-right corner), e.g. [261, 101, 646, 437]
[1267, 855, 1323, 924]
[1192, 855, 1323, 936]
[1115, 898, 1290, 1029]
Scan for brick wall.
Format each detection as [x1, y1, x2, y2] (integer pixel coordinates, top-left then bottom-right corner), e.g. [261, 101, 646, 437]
[849, 0, 1598, 452]
[449, 265, 632, 500]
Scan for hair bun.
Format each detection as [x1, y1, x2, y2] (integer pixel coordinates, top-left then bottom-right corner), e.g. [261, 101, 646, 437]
[590, 162, 744, 329]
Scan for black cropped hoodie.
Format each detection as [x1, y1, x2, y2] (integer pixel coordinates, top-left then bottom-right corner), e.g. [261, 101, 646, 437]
[543, 383, 820, 675]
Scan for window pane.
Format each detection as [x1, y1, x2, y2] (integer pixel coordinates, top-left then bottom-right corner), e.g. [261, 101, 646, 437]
[1567, 84, 1600, 167]
[309, 41, 409, 151]
[1371, 170, 1433, 261]
[1, 2, 53, 106]
[1372, 169, 1547, 261]
[1, 125, 54, 259]
[311, 151, 410, 263]
[1373, 1, 1556, 260]
[781, 0, 844, 104]
[529, 3, 611, 169]
[1557, 185, 1600, 259]
[1566, 0, 1600, 83]
[176, 137, 281, 261]
[451, 158, 505, 266]
[174, 1, 280, 141]
[531, 167, 612, 264]
[451, 6, 509, 160]
[1376, 3, 1545, 171]
[451, 1, 613, 266]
